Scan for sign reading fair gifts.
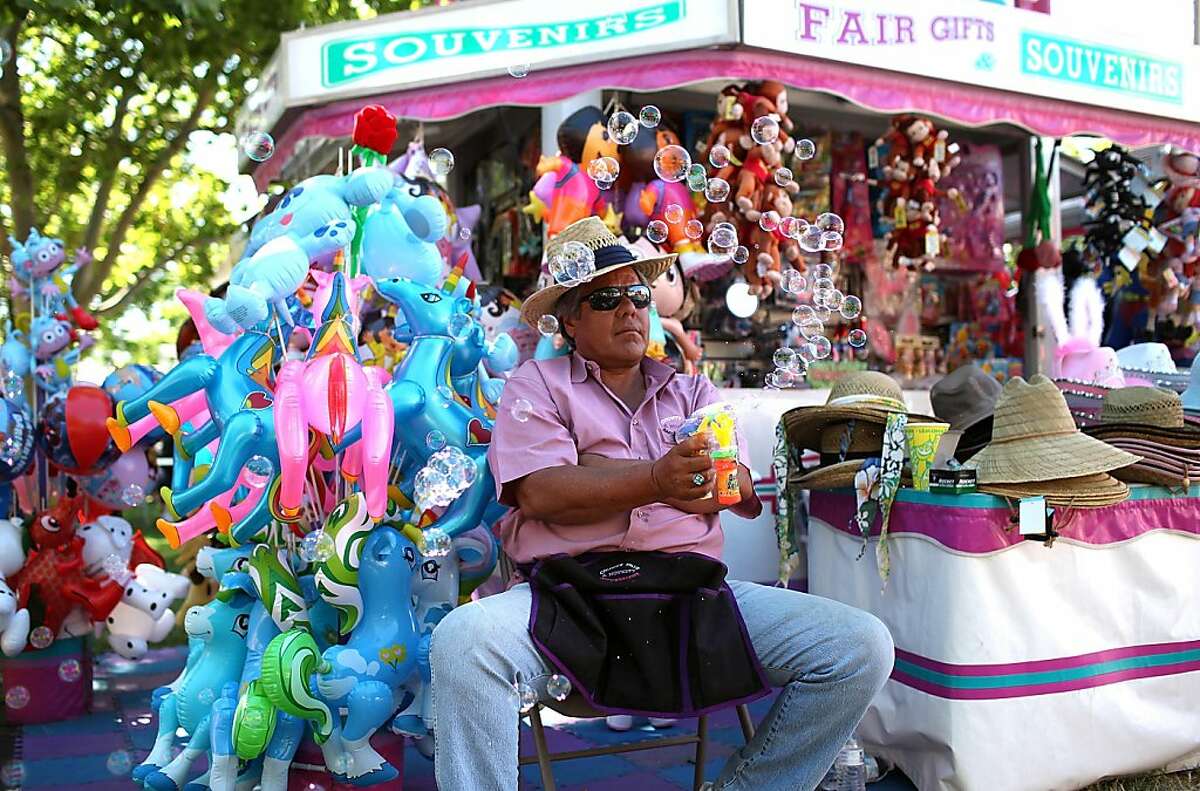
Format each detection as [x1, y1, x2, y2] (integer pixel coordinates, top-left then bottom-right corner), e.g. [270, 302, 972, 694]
[280, 0, 738, 105]
[742, 0, 1200, 123]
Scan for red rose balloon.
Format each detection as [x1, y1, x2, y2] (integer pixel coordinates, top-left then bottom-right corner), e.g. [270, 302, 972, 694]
[353, 104, 399, 155]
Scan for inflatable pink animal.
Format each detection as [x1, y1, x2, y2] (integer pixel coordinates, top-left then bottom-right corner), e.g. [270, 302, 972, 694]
[274, 271, 393, 521]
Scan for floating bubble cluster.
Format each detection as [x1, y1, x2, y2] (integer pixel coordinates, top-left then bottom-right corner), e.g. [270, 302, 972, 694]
[548, 241, 596, 287]
[414, 447, 477, 511]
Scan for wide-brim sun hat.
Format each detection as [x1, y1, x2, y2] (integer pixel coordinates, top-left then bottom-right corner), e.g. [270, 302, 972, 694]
[520, 216, 676, 327]
[963, 375, 1139, 485]
[978, 473, 1130, 508]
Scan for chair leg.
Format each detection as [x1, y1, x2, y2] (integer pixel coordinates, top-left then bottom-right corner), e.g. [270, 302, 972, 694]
[529, 705, 557, 791]
[736, 703, 756, 742]
[693, 714, 709, 791]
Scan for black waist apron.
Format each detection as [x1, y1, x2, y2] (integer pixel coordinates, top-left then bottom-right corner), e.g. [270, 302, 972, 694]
[526, 551, 770, 717]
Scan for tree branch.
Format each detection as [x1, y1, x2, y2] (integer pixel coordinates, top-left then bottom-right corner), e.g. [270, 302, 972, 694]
[74, 74, 217, 304]
[80, 87, 135, 251]
[94, 263, 162, 316]
[0, 10, 36, 241]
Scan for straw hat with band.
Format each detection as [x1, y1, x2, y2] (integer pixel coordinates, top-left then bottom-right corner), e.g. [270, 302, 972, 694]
[963, 375, 1139, 485]
[520, 217, 676, 327]
[930, 364, 1002, 461]
[785, 371, 937, 490]
[978, 473, 1130, 509]
[1083, 386, 1200, 447]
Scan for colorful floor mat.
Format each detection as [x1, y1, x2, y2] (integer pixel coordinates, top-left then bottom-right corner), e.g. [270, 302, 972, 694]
[1, 647, 917, 790]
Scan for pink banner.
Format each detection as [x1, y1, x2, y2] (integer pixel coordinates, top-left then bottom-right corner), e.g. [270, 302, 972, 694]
[253, 48, 1200, 189]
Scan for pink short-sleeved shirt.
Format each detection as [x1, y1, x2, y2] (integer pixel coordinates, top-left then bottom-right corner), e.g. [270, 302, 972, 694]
[487, 353, 750, 565]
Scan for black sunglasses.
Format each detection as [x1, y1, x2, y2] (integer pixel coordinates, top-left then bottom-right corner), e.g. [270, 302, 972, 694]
[584, 284, 652, 312]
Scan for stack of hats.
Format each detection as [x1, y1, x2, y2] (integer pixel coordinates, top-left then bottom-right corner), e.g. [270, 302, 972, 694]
[963, 375, 1140, 507]
[930, 364, 1002, 462]
[1083, 386, 1200, 487]
[1183, 363, 1200, 416]
[784, 371, 937, 489]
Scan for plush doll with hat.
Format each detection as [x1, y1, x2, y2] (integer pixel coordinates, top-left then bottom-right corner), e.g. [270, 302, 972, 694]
[526, 106, 620, 238]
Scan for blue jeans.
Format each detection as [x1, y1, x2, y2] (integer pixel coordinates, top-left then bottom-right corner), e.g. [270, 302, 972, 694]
[430, 580, 894, 790]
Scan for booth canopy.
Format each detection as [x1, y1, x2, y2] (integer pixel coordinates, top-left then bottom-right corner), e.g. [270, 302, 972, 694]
[243, 0, 1200, 187]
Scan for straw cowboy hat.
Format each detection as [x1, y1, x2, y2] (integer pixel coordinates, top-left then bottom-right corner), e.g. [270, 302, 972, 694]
[520, 217, 675, 327]
[930, 364, 1002, 461]
[963, 375, 1139, 485]
[978, 473, 1130, 508]
[785, 371, 937, 490]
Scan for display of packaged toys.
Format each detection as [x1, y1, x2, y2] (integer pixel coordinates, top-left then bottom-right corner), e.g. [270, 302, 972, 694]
[673, 402, 741, 505]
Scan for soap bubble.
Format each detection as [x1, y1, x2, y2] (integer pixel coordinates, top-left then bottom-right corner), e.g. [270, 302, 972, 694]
[459, 227, 472, 241]
[709, 144, 731, 168]
[798, 319, 825, 340]
[815, 212, 844, 234]
[684, 219, 703, 240]
[328, 751, 351, 775]
[557, 241, 595, 285]
[664, 204, 684, 224]
[241, 131, 275, 163]
[57, 658, 82, 683]
[848, 329, 868, 348]
[586, 155, 620, 185]
[646, 220, 668, 244]
[447, 313, 474, 341]
[5, 686, 29, 709]
[507, 63, 530, 78]
[653, 145, 691, 182]
[537, 315, 559, 338]
[106, 750, 133, 776]
[510, 397, 533, 423]
[29, 625, 53, 649]
[102, 553, 127, 578]
[426, 430, 446, 451]
[823, 289, 844, 310]
[308, 532, 335, 563]
[419, 526, 452, 558]
[638, 105, 661, 128]
[121, 483, 145, 508]
[774, 167, 794, 186]
[792, 305, 816, 325]
[812, 277, 835, 293]
[710, 222, 738, 249]
[3, 372, 23, 400]
[607, 111, 639, 145]
[750, 116, 780, 145]
[840, 295, 862, 320]
[811, 336, 833, 359]
[773, 348, 797, 369]
[821, 231, 844, 251]
[704, 177, 730, 203]
[546, 674, 572, 701]
[245, 455, 273, 488]
[779, 216, 804, 238]
[798, 225, 824, 253]
[781, 269, 806, 294]
[796, 138, 817, 160]
[759, 211, 781, 232]
[429, 148, 455, 177]
[197, 687, 216, 705]
[685, 164, 708, 192]
[516, 680, 539, 712]
[811, 263, 834, 280]
[1, 761, 24, 786]
[732, 246, 749, 264]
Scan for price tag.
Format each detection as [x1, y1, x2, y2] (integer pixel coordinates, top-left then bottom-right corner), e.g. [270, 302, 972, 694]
[933, 140, 946, 163]
[1118, 246, 1145, 272]
[1148, 226, 1169, 254]
[868, 145, 879, 169]
[1122, 225, 1150, 252]
[924, 225, 941, 256]
[893, 202, 907, 228]
[1018, 496, 1047, 536]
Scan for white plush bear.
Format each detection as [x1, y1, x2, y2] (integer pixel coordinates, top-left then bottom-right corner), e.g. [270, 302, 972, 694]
[103, 564, 190, 659]
[0, 516, 25, 579]
[0, 516, 29, 656]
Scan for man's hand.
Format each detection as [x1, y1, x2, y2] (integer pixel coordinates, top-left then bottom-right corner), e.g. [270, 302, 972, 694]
[650, 433, 715, 502]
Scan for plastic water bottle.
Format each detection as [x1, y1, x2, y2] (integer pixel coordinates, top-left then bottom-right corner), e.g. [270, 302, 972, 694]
[836, 738, 867, 791]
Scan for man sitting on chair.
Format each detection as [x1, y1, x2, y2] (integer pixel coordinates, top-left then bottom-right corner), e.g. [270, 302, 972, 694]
[430, 218, 893, 790]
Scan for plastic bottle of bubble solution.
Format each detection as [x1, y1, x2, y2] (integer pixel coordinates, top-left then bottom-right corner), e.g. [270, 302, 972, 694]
[836, 738, 867, 791]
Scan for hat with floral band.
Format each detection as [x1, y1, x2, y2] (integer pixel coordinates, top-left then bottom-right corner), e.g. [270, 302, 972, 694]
[520, 217, 675, 328]
[963, 375, 1140, 485]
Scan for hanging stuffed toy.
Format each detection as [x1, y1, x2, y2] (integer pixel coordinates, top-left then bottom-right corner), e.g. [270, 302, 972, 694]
[525, 106, 620, 238]
[7, 229, 98, 331]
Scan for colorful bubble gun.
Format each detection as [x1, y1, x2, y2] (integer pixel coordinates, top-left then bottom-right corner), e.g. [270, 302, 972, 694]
[675, 403, 741, 505]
